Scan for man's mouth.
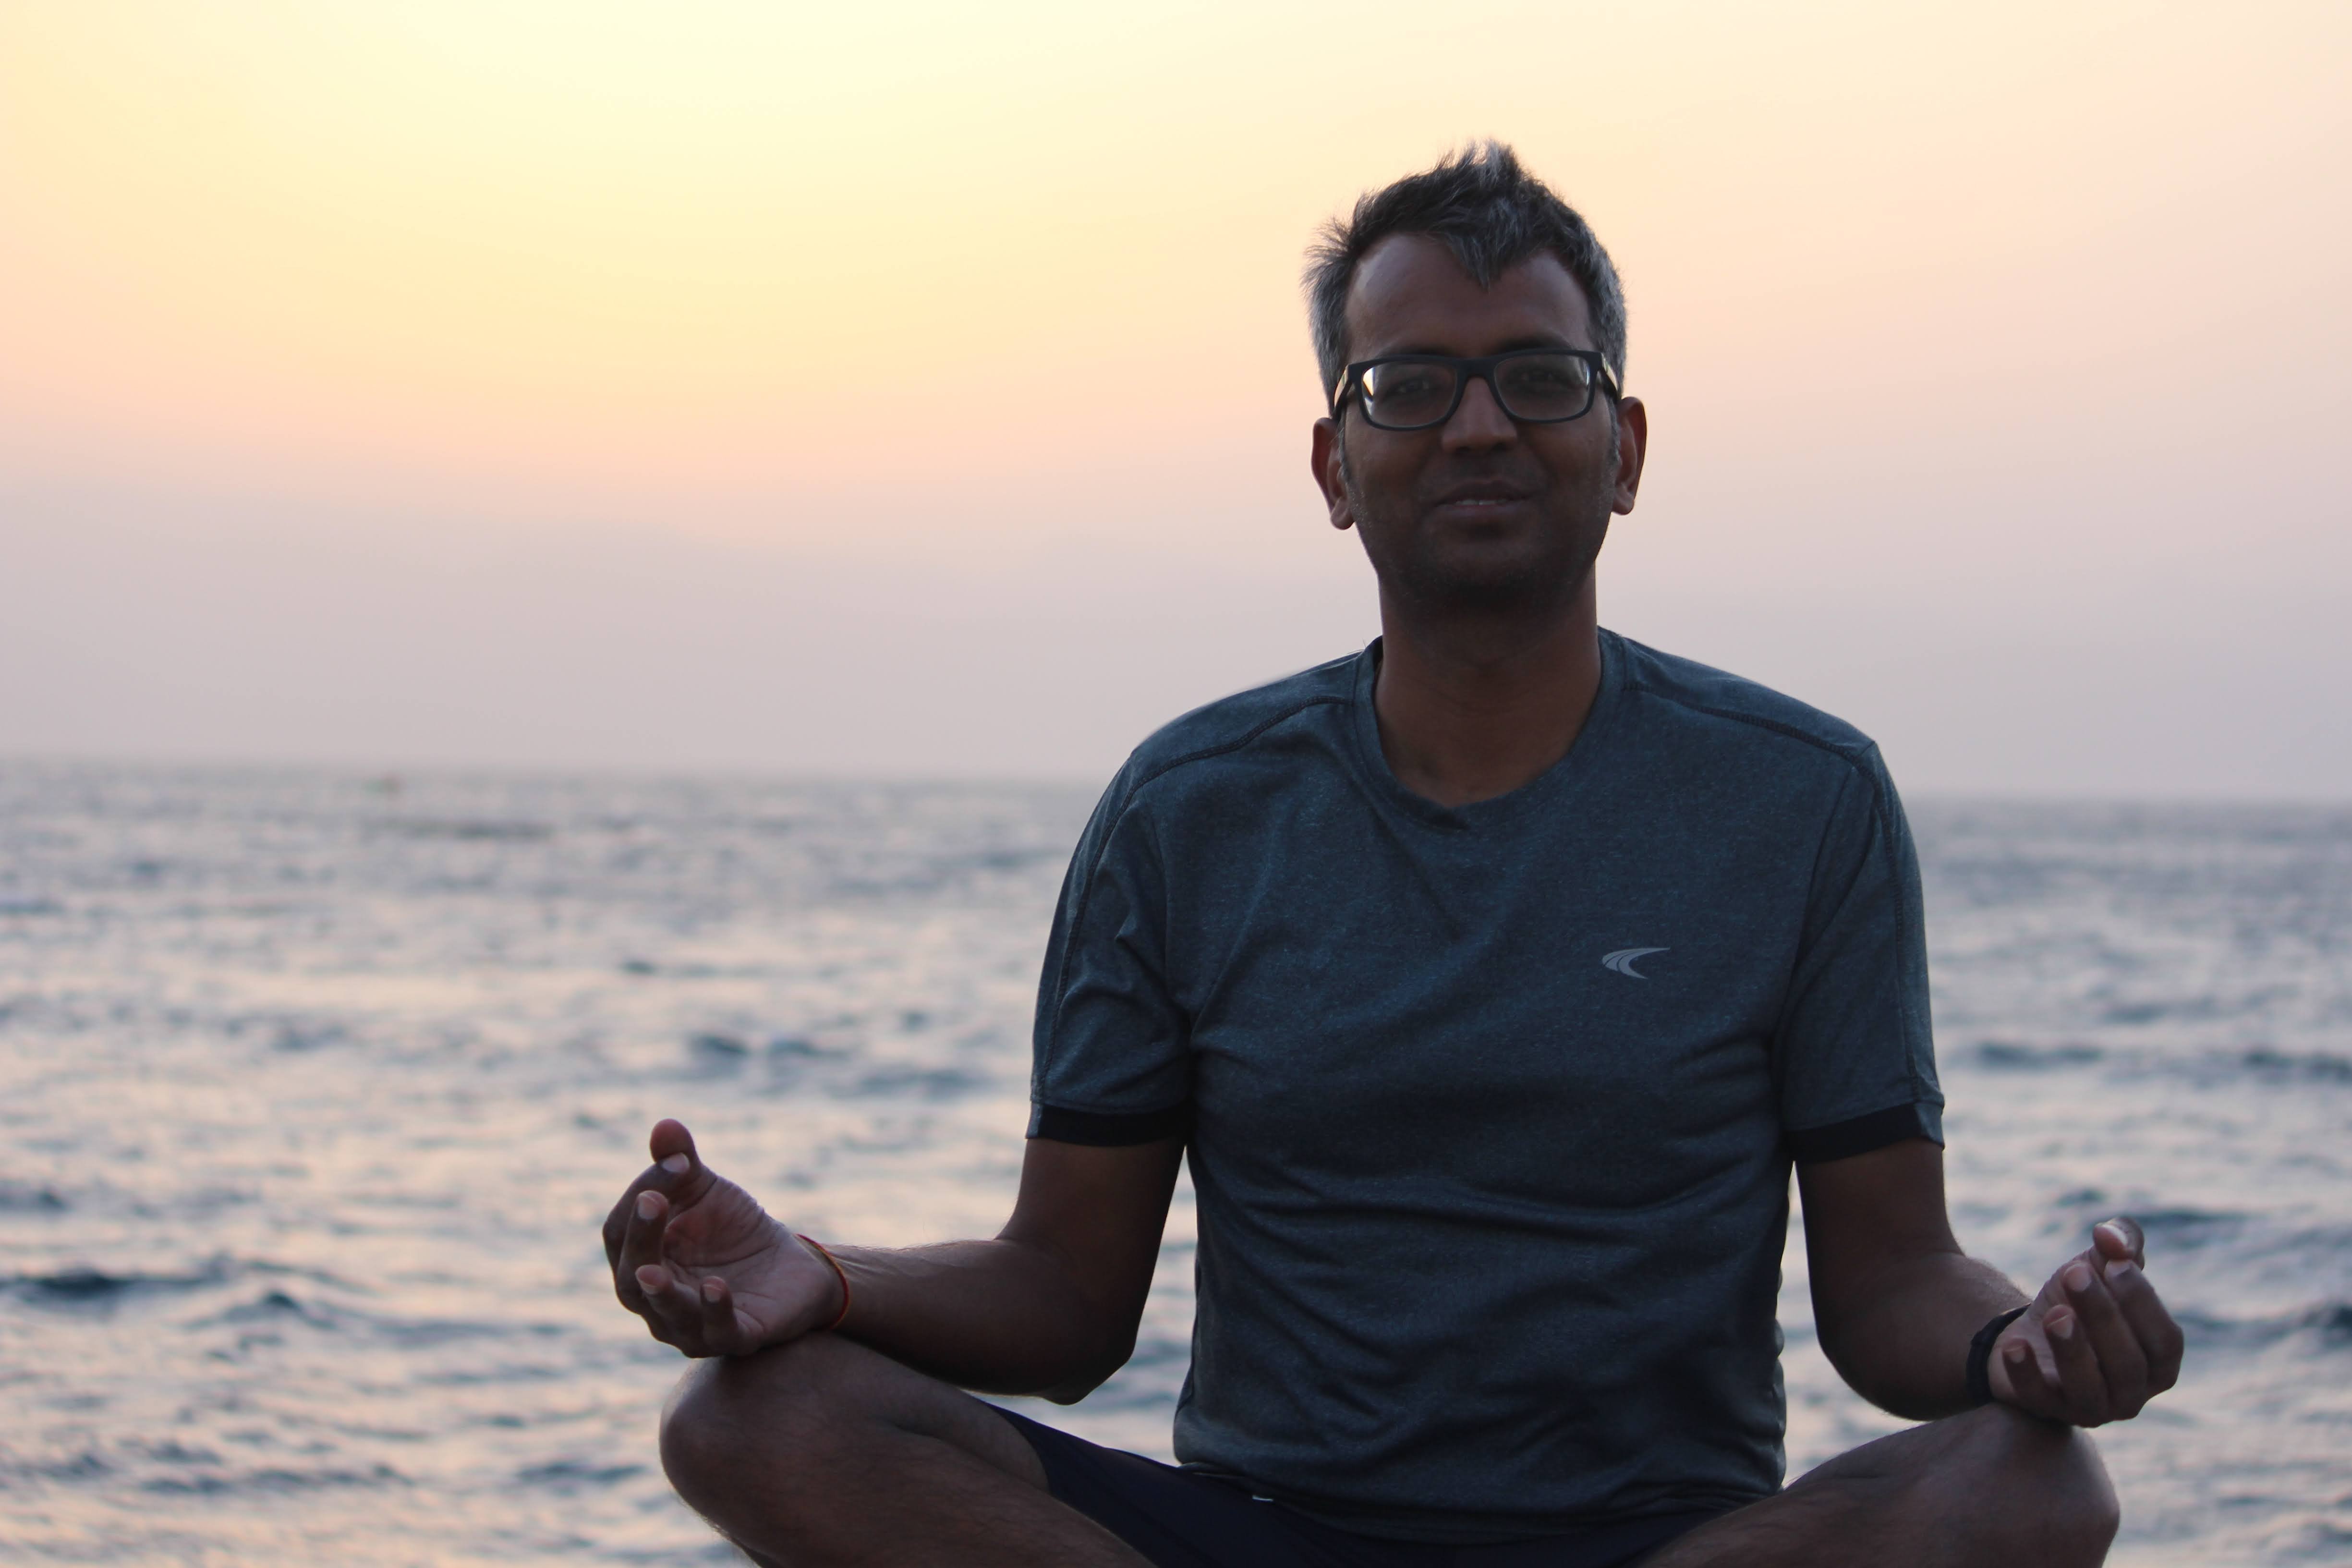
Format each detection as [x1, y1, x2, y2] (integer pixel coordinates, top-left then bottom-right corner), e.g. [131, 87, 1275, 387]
[1431, 481, 1535, 511]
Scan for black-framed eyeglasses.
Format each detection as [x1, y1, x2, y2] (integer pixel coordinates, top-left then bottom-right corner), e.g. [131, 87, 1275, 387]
[1332, 349, 1620, 431]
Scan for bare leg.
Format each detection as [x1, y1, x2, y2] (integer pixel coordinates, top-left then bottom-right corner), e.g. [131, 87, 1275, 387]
[658, 1332, 1149, 1567]
[1651, 1403, 2119, 1568]
[661, 1338, 2115, 1567]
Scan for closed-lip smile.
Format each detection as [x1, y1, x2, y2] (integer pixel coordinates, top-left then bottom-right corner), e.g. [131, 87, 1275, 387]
[1432, 480, 1533, 509]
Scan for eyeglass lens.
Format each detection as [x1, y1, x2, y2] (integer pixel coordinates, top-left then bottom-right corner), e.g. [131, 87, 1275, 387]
[1358, 353, 1597, 429]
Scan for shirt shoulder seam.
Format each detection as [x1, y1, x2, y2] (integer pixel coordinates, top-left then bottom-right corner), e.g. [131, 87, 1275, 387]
[1625, 679, 1877, 771]
[1038, 692, 1348, 1075]
[1126, 693, 1353, 799]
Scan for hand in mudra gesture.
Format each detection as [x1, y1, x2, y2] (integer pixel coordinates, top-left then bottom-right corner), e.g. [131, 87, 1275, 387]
[602, 1118, 846, 1356]
[1990, 1216, 2184, 1426]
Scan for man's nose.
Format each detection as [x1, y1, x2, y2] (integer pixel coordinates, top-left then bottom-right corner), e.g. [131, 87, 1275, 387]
[1440, 374, 1516, 450]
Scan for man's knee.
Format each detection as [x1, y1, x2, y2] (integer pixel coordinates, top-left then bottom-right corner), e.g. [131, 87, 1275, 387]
[1778, 1404, 2118, 1567]
[1946, 1403, 2119, 1565]
[659, 1333, 868, 1517]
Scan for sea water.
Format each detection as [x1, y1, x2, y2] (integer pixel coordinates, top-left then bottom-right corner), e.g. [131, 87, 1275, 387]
[0, 764, 2345, 1564]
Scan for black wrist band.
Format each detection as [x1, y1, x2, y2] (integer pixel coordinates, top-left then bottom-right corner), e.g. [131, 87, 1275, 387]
[1966, 1305, 2031, 1406]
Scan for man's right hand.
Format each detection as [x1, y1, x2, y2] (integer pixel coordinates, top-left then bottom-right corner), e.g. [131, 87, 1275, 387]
[602, 1118, 846, 1357]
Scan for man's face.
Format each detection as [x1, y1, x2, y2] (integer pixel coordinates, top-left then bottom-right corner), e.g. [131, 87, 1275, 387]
[1310, 234, 1646, 612]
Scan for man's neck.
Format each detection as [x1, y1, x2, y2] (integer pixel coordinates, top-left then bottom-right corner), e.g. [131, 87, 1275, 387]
[1370, 573, 1603, 809]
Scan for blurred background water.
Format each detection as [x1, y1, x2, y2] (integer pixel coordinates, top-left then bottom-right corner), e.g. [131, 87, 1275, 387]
[0, 762, 2345, 1565]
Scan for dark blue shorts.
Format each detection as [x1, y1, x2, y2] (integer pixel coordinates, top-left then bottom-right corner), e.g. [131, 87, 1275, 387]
[995, 1409, 1721, 1568]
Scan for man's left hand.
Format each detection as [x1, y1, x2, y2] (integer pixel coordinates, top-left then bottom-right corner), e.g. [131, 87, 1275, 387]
[1989, 1216, 2184, 1425]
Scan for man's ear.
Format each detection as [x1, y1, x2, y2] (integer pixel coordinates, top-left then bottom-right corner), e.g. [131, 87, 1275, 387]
[1611, 395, 1649, 516]
[1310, 416, 1356, 532]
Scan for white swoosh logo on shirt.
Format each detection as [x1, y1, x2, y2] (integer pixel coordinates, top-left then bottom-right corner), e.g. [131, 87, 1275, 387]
[1601, 947, 1670, 979]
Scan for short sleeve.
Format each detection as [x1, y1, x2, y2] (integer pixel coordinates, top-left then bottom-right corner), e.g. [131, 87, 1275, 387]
[1774, 747, 1944, 1163]
[1027, 766, 1193, 1145]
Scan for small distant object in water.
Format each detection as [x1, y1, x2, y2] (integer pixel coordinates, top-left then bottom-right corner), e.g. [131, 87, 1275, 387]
[367, 774, 403, 797]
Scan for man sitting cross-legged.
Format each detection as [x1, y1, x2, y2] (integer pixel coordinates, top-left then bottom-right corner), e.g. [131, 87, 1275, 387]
[604, 144, 2182, 1568]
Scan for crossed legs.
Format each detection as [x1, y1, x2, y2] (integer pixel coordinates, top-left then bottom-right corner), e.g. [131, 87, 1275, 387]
[659, 1335, 2117, 1567]
[660, 1333, 1148, 1567]
[1650, 1403, 2117, 1567]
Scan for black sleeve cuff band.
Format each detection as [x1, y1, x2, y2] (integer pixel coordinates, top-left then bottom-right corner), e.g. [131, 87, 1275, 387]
[1028, 1101, 1191, 1146]
[1786, 1101, 1944, 1164]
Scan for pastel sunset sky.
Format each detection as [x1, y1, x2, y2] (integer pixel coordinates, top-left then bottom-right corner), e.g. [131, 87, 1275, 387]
[5, 1, 2346, 792]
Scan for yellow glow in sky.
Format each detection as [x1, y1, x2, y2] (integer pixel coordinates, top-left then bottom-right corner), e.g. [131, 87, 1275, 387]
[7, 1, 2341, 542]
[2, 1, 2347, 788]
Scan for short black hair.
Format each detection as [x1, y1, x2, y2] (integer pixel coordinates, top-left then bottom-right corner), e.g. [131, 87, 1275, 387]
[1305, 142, 1626, 403]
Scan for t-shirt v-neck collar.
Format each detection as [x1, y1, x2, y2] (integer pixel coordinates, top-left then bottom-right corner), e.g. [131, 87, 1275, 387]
[1347, 630, 1627, 833]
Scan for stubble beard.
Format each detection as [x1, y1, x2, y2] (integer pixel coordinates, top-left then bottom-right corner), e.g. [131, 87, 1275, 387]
[1340, 438, 1616, 622]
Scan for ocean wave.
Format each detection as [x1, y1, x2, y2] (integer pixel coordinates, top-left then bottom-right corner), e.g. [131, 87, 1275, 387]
[198, 1287, 571, 1348]
[211, 1287, 338, 1328]
[2174, 1300, 2352, 1352]
[0, 1180, 67, 1212]
[374, 818, 553, 842]
[271, 1020, 351, 1053]
[839, 1064, 996, 1101]
[141, 1462, 411, 1495]
[765, 1033, 848, 1058]
[1972, 1040, 2104, 1070]
[2234, 1047, 2352, 1084]
[0, 1449, 110, 1483]
[514, 1458, 647, 1491]
[3, 1260, 238, 1308]
[1957, 1040, 2352, 1088]
[686, 1031, 751, 1067]
[3, 1257, 370, 1317]
[2129, 1207, 2252, 1250]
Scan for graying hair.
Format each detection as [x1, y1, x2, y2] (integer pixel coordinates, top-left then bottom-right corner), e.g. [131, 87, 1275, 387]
[1305, 141, 1627, 406]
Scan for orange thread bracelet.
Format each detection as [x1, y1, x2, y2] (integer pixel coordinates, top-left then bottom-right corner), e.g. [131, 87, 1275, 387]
[798, 1234, 852, 1332]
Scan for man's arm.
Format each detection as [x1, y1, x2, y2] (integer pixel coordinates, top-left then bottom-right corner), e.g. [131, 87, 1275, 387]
[822, 1134, 1187, 1401]
[1799, 1138, 2182, 1424]
[1798, 1139, 2021, 1419]
[606, 1119, 1185, 1402]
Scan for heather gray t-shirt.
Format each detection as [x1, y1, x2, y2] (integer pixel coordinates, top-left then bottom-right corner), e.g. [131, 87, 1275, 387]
[1027, 632, 1942, 1544]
